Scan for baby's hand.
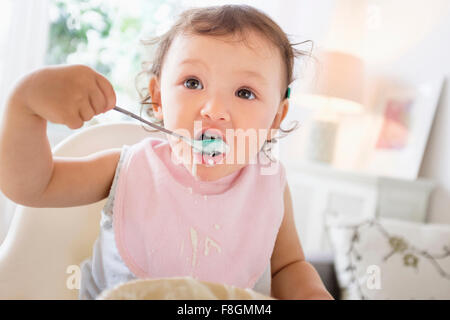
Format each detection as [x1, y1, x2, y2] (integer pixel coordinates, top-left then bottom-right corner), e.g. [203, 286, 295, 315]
[20, 64, 116, 129]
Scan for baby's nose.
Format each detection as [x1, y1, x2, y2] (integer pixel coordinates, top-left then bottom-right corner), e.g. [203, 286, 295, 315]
[200, 101, 230, 122]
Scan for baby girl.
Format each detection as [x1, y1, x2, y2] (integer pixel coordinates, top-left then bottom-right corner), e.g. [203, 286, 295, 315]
[0, 5, 332, 300]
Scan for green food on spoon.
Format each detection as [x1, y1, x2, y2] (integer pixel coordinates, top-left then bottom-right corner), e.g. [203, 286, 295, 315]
[192, 138, 230, 155]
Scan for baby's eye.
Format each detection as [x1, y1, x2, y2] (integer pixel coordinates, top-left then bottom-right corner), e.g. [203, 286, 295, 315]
[184, 78, 203, 90]
[236, 88, 256, 100]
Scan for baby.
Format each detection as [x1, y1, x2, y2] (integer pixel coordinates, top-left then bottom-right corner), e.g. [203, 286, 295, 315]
[0, 5, 332, 300]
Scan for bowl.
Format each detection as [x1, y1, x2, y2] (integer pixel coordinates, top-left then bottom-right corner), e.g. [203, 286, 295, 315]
[98, 277, 274, 300]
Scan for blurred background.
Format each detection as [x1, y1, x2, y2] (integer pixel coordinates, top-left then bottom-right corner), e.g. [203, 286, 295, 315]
[0, 0, 449, 300]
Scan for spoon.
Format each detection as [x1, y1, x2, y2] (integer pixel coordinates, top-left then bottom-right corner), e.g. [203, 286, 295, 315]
[113, 106, 229, 156]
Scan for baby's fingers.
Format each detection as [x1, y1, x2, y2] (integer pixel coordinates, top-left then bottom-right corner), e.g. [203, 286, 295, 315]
[79, 105, 95, 121]
[88, 87, 106, 115]
[95, 73, 116, 112]
[66, 111, 84, 129]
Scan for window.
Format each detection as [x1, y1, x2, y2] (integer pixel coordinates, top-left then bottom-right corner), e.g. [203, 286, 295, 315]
[45, 0, 180, 145]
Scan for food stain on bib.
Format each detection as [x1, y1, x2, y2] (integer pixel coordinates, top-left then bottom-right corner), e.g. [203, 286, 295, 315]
[179, 240, 184, 257]
[190, 227, 198, 267]
[204, 236, 221, 256]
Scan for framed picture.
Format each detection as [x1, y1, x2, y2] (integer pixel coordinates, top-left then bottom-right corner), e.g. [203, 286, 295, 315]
[359, 76, 445, 180]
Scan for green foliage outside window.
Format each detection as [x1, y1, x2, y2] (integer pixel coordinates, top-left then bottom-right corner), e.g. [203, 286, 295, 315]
[46, 0, 179, 120]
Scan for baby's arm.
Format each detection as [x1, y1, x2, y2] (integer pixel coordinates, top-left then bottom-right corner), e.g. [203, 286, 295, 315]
[0, 65, 120, 207]
[270, 182, 334, 300]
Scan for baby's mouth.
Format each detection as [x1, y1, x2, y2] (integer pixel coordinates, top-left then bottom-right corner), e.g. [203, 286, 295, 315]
[193, 128, 229, 165]
[194, 129, 227, 155]
[194, 128, 226, 142]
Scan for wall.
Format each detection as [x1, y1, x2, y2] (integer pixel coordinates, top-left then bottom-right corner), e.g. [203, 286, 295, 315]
[398, 12, 450, 224]
[274, 0, 450, 224]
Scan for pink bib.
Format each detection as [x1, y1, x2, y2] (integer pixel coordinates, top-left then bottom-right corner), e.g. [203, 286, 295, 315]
[113, 137, 286, 289]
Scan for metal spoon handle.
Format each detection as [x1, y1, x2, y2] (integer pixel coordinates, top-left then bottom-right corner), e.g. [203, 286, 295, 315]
[113, 106, 192, 145]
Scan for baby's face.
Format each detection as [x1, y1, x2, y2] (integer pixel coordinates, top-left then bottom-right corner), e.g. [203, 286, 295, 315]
[149, 31, 288, 181]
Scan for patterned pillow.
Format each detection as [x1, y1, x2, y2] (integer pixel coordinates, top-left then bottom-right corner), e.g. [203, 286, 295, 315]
[325, 214, 450, 299]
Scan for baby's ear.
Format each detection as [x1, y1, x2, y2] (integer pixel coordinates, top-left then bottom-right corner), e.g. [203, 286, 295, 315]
[271, 99, 289, 130]
[148, 77, 163, 120]
[279, 99, 289, 123]
[266, 99, 289, 141]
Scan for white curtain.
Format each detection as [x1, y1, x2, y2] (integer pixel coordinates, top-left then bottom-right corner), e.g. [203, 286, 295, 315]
[0, 0, 50, 244]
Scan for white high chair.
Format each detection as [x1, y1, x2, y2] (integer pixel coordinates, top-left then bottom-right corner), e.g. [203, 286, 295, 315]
[0, 122, 165, 299]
